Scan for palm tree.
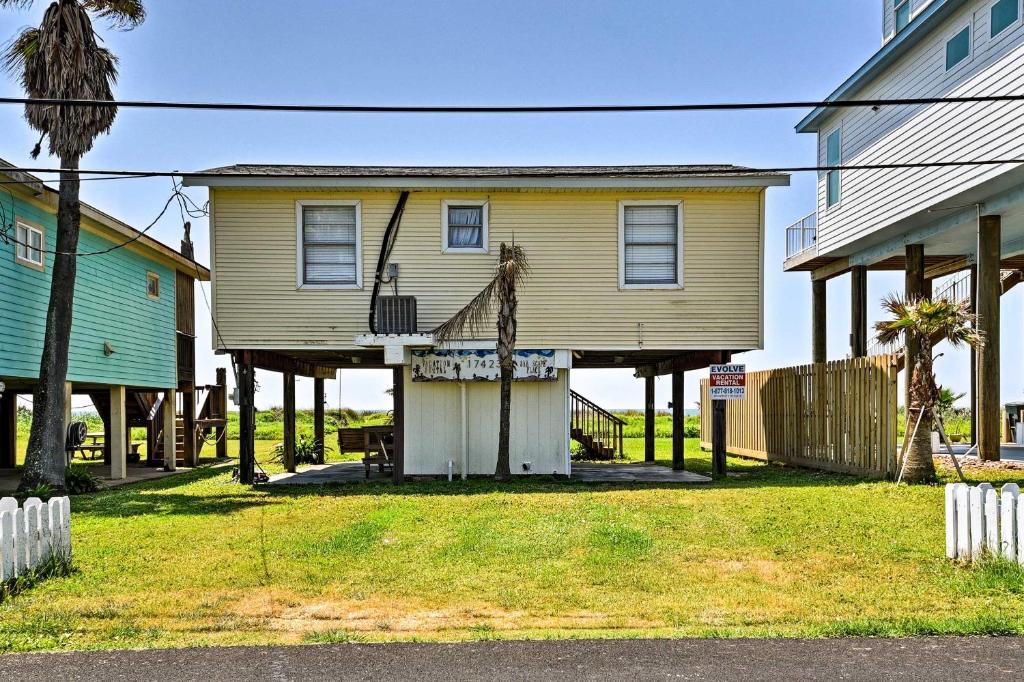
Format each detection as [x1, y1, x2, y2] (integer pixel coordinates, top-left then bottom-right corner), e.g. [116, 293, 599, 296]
[874, 295, 982, 483]
[3, 0, 146, 491]
[434, 243, 530, 480]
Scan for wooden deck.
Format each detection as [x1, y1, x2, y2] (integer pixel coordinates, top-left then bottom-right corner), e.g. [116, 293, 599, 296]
[268, 461, 711, 485]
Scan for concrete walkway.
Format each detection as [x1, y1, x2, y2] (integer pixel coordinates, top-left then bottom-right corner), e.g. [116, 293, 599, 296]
[268, 461, 711, 485]
[0, 462, 191, 494]
[3, 637, 1021, 681]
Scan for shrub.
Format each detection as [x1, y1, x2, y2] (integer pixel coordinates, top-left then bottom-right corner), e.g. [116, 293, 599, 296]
[272, 435, 333, 465]
[64, 465, 101, 495]
[21, 483, 53, 501]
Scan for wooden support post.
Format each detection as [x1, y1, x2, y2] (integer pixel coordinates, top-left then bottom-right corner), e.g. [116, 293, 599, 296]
[313, 377, 326, 464]
[109, 385, 127, 480]
[392, 367, 404, 484]
[147, 403, 158, 467]
[238, 359, 256, 484]
[905, 244, 926, 405]
[712, 399, 727, 477]
[163, 389, 177, 471]
[644, 375, 656, 463]
[850, 265, 868, 358]
[977, 215, 1001, 461]
[215, 367, 228, 459]
[969, 265, 978, 445]
[672, 371, 685, 471]
[182, 382, 196, 468]
[63, 382, 72, 442]
[0, 391, 16, 469]
[283, 372, 296, 473]
[812, 277, 827, 364]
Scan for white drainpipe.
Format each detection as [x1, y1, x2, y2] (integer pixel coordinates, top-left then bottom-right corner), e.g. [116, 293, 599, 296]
[460, 381, 468, 480]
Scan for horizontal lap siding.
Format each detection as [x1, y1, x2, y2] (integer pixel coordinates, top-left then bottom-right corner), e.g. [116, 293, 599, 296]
[816, 0, 1024, 255]
[211, 189, 764, 350]
[0, 191, 177, 388]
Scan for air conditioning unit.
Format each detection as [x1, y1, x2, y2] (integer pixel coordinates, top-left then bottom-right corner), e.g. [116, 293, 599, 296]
[375, 296, 417, 334]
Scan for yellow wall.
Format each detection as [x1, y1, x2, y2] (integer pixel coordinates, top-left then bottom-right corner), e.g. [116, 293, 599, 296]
[210, 187, 765, 351]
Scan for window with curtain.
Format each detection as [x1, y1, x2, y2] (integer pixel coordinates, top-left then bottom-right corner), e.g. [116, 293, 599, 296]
[826, 129, 842, 208]
[946, 26, 971, 70]
[446, 205, 484, 249]
[895, 0, 911, 33]
[15, 222, 44, 267]
[992, 0, 1019, 37]
[623, 205, 679, 285]
[302, 205, 358, 285]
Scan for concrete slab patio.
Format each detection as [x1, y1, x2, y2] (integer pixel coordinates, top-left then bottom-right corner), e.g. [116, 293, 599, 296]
[268, 461, 711, 485]
[0, 462, 194, 495]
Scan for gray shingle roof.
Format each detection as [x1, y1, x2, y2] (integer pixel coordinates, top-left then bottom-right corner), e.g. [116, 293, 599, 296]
[196, 164, 784, 178]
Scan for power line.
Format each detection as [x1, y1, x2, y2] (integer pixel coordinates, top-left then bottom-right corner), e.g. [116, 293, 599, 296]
[1, 93, 1023, 114]
[3, 158, 1024, 181]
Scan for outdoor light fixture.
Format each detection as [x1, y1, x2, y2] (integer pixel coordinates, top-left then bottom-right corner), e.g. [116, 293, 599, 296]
[103, 341, 115, 357]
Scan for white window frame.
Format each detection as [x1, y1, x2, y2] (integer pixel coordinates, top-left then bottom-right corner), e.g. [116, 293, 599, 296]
[441, 199, 489, 254]
[295, 199, 363, 290]
[146, 271, 161, 299]
[618, 200, 684, 291]
[824, 126, 843, 211]
[944, 23, 974, 74]
[894, 0, 911, 34]
[14, 219, 45, 271]
[990, 0, 1021, 38]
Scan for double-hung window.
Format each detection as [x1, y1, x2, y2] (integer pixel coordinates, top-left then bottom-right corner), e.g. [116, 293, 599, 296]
[991, 0, 1020, 37]
[826, 129, 842, 208]
[894, 0, 911, 33]
[442, 200, 488, 253]
[298, 202, 361, 287]
[15, 221, 44, 269]
[620, 202, 682, 288]
[946, 26, 972, 71]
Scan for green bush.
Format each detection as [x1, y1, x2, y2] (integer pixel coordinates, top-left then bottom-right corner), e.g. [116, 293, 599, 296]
[272, 435, 334, 465]
[64, 465, 101, 495]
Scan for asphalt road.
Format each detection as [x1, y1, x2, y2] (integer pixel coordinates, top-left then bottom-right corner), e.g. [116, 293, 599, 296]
[3, 637, 1023, 681]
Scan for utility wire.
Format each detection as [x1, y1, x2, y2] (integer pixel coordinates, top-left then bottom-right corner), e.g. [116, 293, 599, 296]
[3, 158, 1024, 180]
[1, 93, 1023, 113]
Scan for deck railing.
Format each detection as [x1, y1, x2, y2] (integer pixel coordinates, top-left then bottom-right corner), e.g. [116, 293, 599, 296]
[570, 390, 625, 458]
[785, 212, 818, 260]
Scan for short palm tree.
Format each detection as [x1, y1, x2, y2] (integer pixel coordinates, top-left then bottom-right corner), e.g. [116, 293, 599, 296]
[874, 295, 982, 483]
[433, 243, 530, 480]
[3, 0, 146, 492]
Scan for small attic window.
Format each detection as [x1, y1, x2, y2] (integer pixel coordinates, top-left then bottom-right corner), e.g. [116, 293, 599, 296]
[146, 272, 160, 299]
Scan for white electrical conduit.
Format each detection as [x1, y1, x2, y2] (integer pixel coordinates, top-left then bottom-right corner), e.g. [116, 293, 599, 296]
[460, 382, 468, 480]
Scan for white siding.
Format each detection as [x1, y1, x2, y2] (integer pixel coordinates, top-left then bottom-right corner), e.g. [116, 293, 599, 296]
[817, 0, 1024, 256]
[403, 368, 569, 476]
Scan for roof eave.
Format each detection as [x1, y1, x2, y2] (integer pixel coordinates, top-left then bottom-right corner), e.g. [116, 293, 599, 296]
[796, 0, 966, 133]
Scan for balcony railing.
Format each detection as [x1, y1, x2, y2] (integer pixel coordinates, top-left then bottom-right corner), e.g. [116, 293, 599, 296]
[785, 212, 818, 260]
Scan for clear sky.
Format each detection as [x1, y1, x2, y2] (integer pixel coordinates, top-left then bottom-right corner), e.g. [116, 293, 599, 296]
[1, 0, 1018, 412]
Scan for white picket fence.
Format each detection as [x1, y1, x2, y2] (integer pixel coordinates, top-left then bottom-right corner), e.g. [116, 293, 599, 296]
[0, 496, 72, 582]
[945, 483, 1023, 564]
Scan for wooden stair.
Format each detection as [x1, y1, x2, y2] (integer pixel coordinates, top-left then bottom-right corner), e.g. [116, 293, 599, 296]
[570, 390, 626, 460]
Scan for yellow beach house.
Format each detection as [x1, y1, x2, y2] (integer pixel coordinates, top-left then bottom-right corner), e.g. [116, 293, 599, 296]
[184, 165, 788, 481]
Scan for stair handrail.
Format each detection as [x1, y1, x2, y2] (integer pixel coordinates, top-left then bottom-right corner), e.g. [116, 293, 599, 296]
[569, 390, 626, 425]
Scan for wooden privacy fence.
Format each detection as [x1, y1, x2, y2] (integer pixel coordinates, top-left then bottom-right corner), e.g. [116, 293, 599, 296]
[700, 355, 900, 478]
[946, 483, 1023, 564]
[0, 496, 71, 582]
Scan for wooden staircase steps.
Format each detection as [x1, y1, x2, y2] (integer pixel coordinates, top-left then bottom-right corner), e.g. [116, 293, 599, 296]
[570, 391, 625, 460]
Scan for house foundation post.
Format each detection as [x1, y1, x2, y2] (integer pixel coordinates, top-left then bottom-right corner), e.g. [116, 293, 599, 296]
[711, 351, 731, 477]
[392, 367, 404, 484]
[905, 244, 926, 404]
[969, 266, 978, 445]
[163, 389, 177, 471]
[313, 377, 326, 464]
[812, 277, 827, 364]
[182, 384, 196, 468]
[0, 391, 16, 469]
[850, 265, 868, 358]
[644, 375, 656, 463]
[283, 372, 296, 473]
[672, 371, 685, 470]
[215, 368, 228, 460]
[977, 215, 1001, 461]
[237, 357, 256, 484]
[109, 385, 128, 480]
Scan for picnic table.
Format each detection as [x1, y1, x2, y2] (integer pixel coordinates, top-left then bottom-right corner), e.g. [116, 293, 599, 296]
[67, 431, 143, 464]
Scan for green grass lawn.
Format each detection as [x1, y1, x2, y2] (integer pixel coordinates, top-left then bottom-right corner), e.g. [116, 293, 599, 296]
[1, 437, 1023, 653]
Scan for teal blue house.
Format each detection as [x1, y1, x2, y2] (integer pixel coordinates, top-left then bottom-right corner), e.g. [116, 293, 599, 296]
[0, 160, 212, 476]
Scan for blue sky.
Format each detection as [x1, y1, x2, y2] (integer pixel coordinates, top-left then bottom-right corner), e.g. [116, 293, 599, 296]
[2, 0, 1017, 411]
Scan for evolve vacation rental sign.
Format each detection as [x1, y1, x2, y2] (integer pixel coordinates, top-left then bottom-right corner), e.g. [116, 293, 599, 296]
[411, 349, 558, 382]
[709, 364, 746, 400]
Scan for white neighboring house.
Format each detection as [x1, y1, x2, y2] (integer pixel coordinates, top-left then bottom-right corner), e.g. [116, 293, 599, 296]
[786, 0, 1024, 460]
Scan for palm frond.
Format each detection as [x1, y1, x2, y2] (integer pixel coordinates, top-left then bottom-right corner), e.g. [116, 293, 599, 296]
[1, 26, 38, 77]
[82, 0, 146, 30]
[0, 0, 35, 9]
[873, 294, 913, 347]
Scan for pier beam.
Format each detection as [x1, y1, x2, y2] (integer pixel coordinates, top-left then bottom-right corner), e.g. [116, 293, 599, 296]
[283, 372, 296, 473]
[977, 215, 1001, 461]
[313, 377, 326, 464]
[672, 371, 685, 471]
[237, 358, 256, 484]
[850, 265, 868, 358]
[812, 278, 827, 364]
[644, 376, 656, 463]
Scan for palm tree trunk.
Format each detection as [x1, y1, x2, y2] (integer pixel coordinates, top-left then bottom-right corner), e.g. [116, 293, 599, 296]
[19, 154, 81, 493]
[903, 337, 937, 483]
[494, 262, 517, 481]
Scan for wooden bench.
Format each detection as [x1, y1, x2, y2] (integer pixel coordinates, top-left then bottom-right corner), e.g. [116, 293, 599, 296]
[337, 426, 394, 479]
